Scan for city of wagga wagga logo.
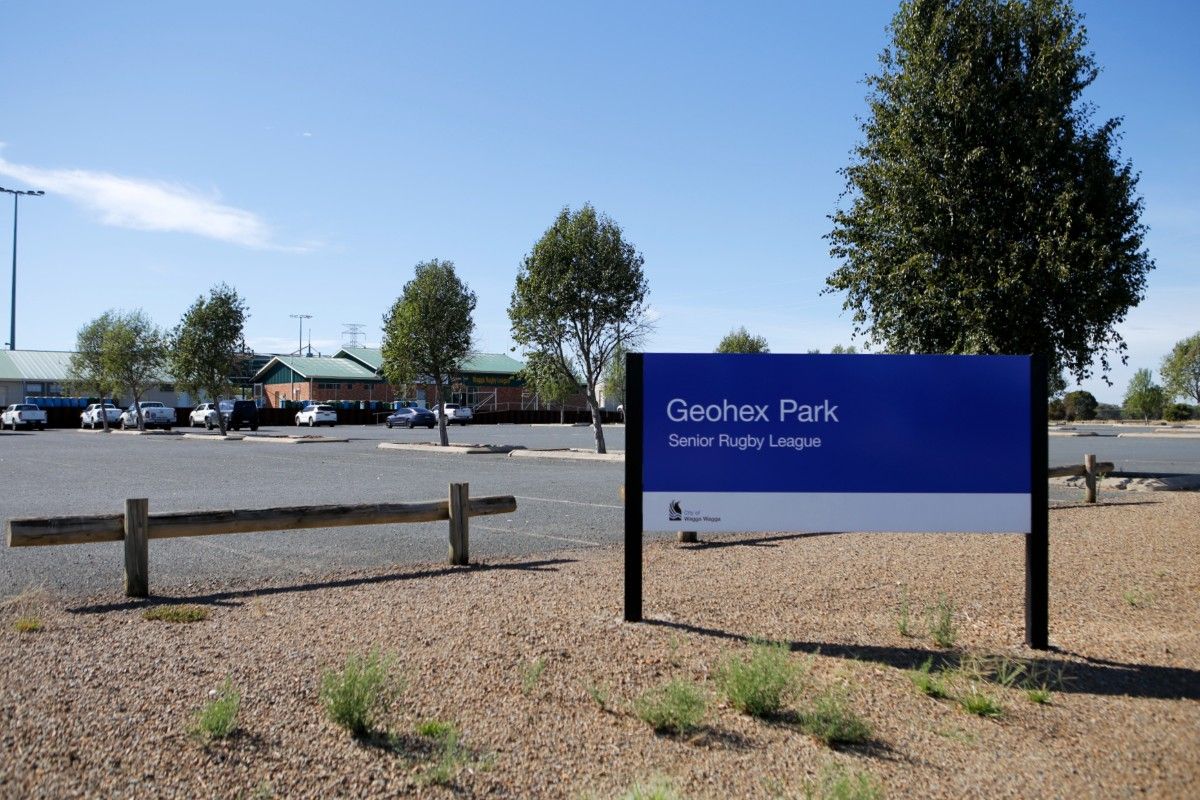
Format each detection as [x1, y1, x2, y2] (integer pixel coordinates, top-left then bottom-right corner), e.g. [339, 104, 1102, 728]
[666, 398, 839, 423]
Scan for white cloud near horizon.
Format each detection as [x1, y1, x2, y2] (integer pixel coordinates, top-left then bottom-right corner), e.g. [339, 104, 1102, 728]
[0, 151, 304, 252]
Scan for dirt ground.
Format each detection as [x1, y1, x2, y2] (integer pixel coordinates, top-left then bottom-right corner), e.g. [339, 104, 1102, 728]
[2, 493, 1197, 799]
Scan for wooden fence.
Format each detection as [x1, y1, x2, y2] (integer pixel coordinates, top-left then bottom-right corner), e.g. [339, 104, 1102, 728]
[1048, 454, 1113, 503]
[6, 483, 515, 597]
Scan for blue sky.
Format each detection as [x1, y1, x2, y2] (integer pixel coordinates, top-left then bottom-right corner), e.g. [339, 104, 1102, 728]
[1, 1, 1196, 403]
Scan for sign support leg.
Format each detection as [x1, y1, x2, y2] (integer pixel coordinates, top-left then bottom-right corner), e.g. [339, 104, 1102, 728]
[1026, 356, 1049, 649]
[624, 352, 643, 623]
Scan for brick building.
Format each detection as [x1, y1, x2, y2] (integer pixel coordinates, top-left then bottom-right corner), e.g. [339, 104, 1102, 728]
[253, 349, 529, 410]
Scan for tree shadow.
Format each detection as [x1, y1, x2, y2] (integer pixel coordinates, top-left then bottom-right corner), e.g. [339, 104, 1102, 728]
[67, 558, 577, 615]
[642, 618, 1200, 701]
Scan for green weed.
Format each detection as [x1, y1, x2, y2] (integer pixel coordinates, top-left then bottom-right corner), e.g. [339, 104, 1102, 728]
[620, 775, 682, 800]
[633, 679, 706, 735]
[1025, 686, 1052, 704]
[928, 595, 956, 648]
[1122, 587, 1152, 608]
[143, 605, 208, 623]
[715, 639, 802, 717]
[810, 763, 883, 800]
[13, 616, 42, 633]
[521, 657, 547, 695]
[190, 678, 241, 741]
[959, 689, 1002, 718]
[897, 587, 912, 637]
[795, 689, 872, 745]
[320, 649, 403, 736]
[586, 682, 611, 711]
[909, 657, 949, 699]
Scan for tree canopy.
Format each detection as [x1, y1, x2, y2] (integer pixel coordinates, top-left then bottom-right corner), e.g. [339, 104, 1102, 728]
[715, 327, 769, 354]
[70, 310, 168, 430]
[381, 259, 476, 446]
[826, 0, 1153, 384]
[169, 283, 249, 435]
[509, 204, 650, 453]
[1123, 368, 1164, 422]
[1160, 332, 1200, 404]
[519, 349, 581, 422]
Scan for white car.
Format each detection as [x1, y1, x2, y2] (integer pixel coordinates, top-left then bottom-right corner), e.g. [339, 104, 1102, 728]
[81, 403, 121, 429]
[295, 404, 337, 427]
[2, 403, 47, 431]
[118, 401, 175, 430]
[189, 403, 219, 429]
[435, 403, 473, 425]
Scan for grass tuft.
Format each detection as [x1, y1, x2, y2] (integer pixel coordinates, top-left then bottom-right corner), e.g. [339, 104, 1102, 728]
[190, 678, 241, 741]
[415, 723, 472, 787]
[1025, 686, 1052, 705]
[586, 681, 611, 712]
[812, 763, 884, 800]
[633, 679, 706, 735]
[1122, 586, 1152, 608]
[143, 605, 208, 623]
[621, 775, 682, 800]
[897, 587, 913, 637]
[928, 595, 956, 648]
[795, 688, 872, 745]
[715, 639, 802, 717]
[909, 657, 949, 699]
[959, 689, 1003, 718]
[13, 616, 42, 633]
[320, 649, 403, 736]
[520, 657, 547, 695]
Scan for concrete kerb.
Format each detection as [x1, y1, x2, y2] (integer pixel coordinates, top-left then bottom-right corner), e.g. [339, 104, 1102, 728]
[508, 448, 624, 462]
[181, 433, 246, 442]
[378, 442, 526, 455]
[242, 434, 348, 445]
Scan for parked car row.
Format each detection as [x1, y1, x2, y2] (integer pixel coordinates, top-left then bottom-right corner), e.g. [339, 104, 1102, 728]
[295, 404, 337, 427]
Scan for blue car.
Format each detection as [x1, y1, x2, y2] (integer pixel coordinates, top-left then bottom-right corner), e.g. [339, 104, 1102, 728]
[385, 406, 437, 429]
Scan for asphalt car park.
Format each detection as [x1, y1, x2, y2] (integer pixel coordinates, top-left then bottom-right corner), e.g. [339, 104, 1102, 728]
[0, 424, 633, 598]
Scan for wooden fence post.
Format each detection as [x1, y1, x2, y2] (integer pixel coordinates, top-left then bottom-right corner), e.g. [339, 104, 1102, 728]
[677, 531, 697, 543]
[448, 483, 469, 566]
[124, 498, 149, 597]
[1084, 453, 1097, 504]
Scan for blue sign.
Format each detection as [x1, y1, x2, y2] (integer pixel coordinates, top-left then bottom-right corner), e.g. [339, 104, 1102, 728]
[641, 354, 1032, 533]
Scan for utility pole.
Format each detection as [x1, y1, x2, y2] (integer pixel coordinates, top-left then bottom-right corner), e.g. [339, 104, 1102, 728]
[0, 186, 45, 350]
[289, 314, 312, 357]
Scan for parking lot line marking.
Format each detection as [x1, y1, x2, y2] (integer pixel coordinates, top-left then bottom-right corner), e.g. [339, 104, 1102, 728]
[474, 523, 603, 547]
[185, 537, 289, 566]
[513, 495, 623, 510]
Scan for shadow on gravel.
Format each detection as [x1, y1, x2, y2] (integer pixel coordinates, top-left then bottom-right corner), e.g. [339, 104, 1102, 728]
[1050, 500, 1163, 510]
[681, 532, 842, 550]
[642, 619, 1200, 702]
[66, 558, 577, 615]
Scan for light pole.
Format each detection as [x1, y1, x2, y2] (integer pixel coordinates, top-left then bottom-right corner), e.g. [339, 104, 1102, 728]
[289, 313, 312, 356]
[0, 186, 45, 351]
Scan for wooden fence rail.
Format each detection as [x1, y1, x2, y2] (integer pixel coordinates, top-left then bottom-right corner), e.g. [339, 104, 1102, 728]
[6, 483, 515, 597]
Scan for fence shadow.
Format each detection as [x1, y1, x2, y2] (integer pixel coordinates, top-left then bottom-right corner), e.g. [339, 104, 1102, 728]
[643, 618, 1200, 701]
[67, 558, 576, 615]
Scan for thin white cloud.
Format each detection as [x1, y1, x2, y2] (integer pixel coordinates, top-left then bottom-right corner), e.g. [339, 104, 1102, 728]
[0, 151, 304, 252]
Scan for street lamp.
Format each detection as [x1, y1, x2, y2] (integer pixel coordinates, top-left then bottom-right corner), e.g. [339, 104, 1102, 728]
[289, 313, 312, 356]
[0, 186, 45, 351]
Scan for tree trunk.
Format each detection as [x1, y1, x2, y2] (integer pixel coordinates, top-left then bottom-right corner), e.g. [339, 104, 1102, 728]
[559, 403, 565, 424]
[587, 389, 606, 454]
[133, 391, 145, 431]
[436, 377, 449, 446]
[215, 387, 227, 436]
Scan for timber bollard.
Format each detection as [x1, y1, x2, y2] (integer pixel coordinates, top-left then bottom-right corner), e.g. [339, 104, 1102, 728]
[1084, 453, 1098, 504]
[448, 482, 469, 566]
[124, 498, 149, 598]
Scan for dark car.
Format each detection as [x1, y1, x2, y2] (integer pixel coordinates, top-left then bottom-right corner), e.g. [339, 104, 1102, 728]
[385, 406, 436, 429]
[219, 399, 260, 431]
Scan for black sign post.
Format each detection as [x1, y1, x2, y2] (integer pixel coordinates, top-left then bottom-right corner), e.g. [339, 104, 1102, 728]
[624, 351, 644, 623]
[1026, 355, 1049, 649]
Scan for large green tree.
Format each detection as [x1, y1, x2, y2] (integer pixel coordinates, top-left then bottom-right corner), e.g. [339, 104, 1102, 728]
[826, 0, 1153, 383]
[716, 327, 770, 354]
[509, 204, 650, 453]
[381, 259, 476, 446]
[169, 283, 249, 436]
[89, 310, 169, 431]
[67, 312, 121, 431]
[1160, 332, 1200, 404]
[1123, 368, 1164, 422]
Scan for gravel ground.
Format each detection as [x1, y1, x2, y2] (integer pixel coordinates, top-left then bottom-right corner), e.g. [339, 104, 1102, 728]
[1, 494, 1197, 799]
